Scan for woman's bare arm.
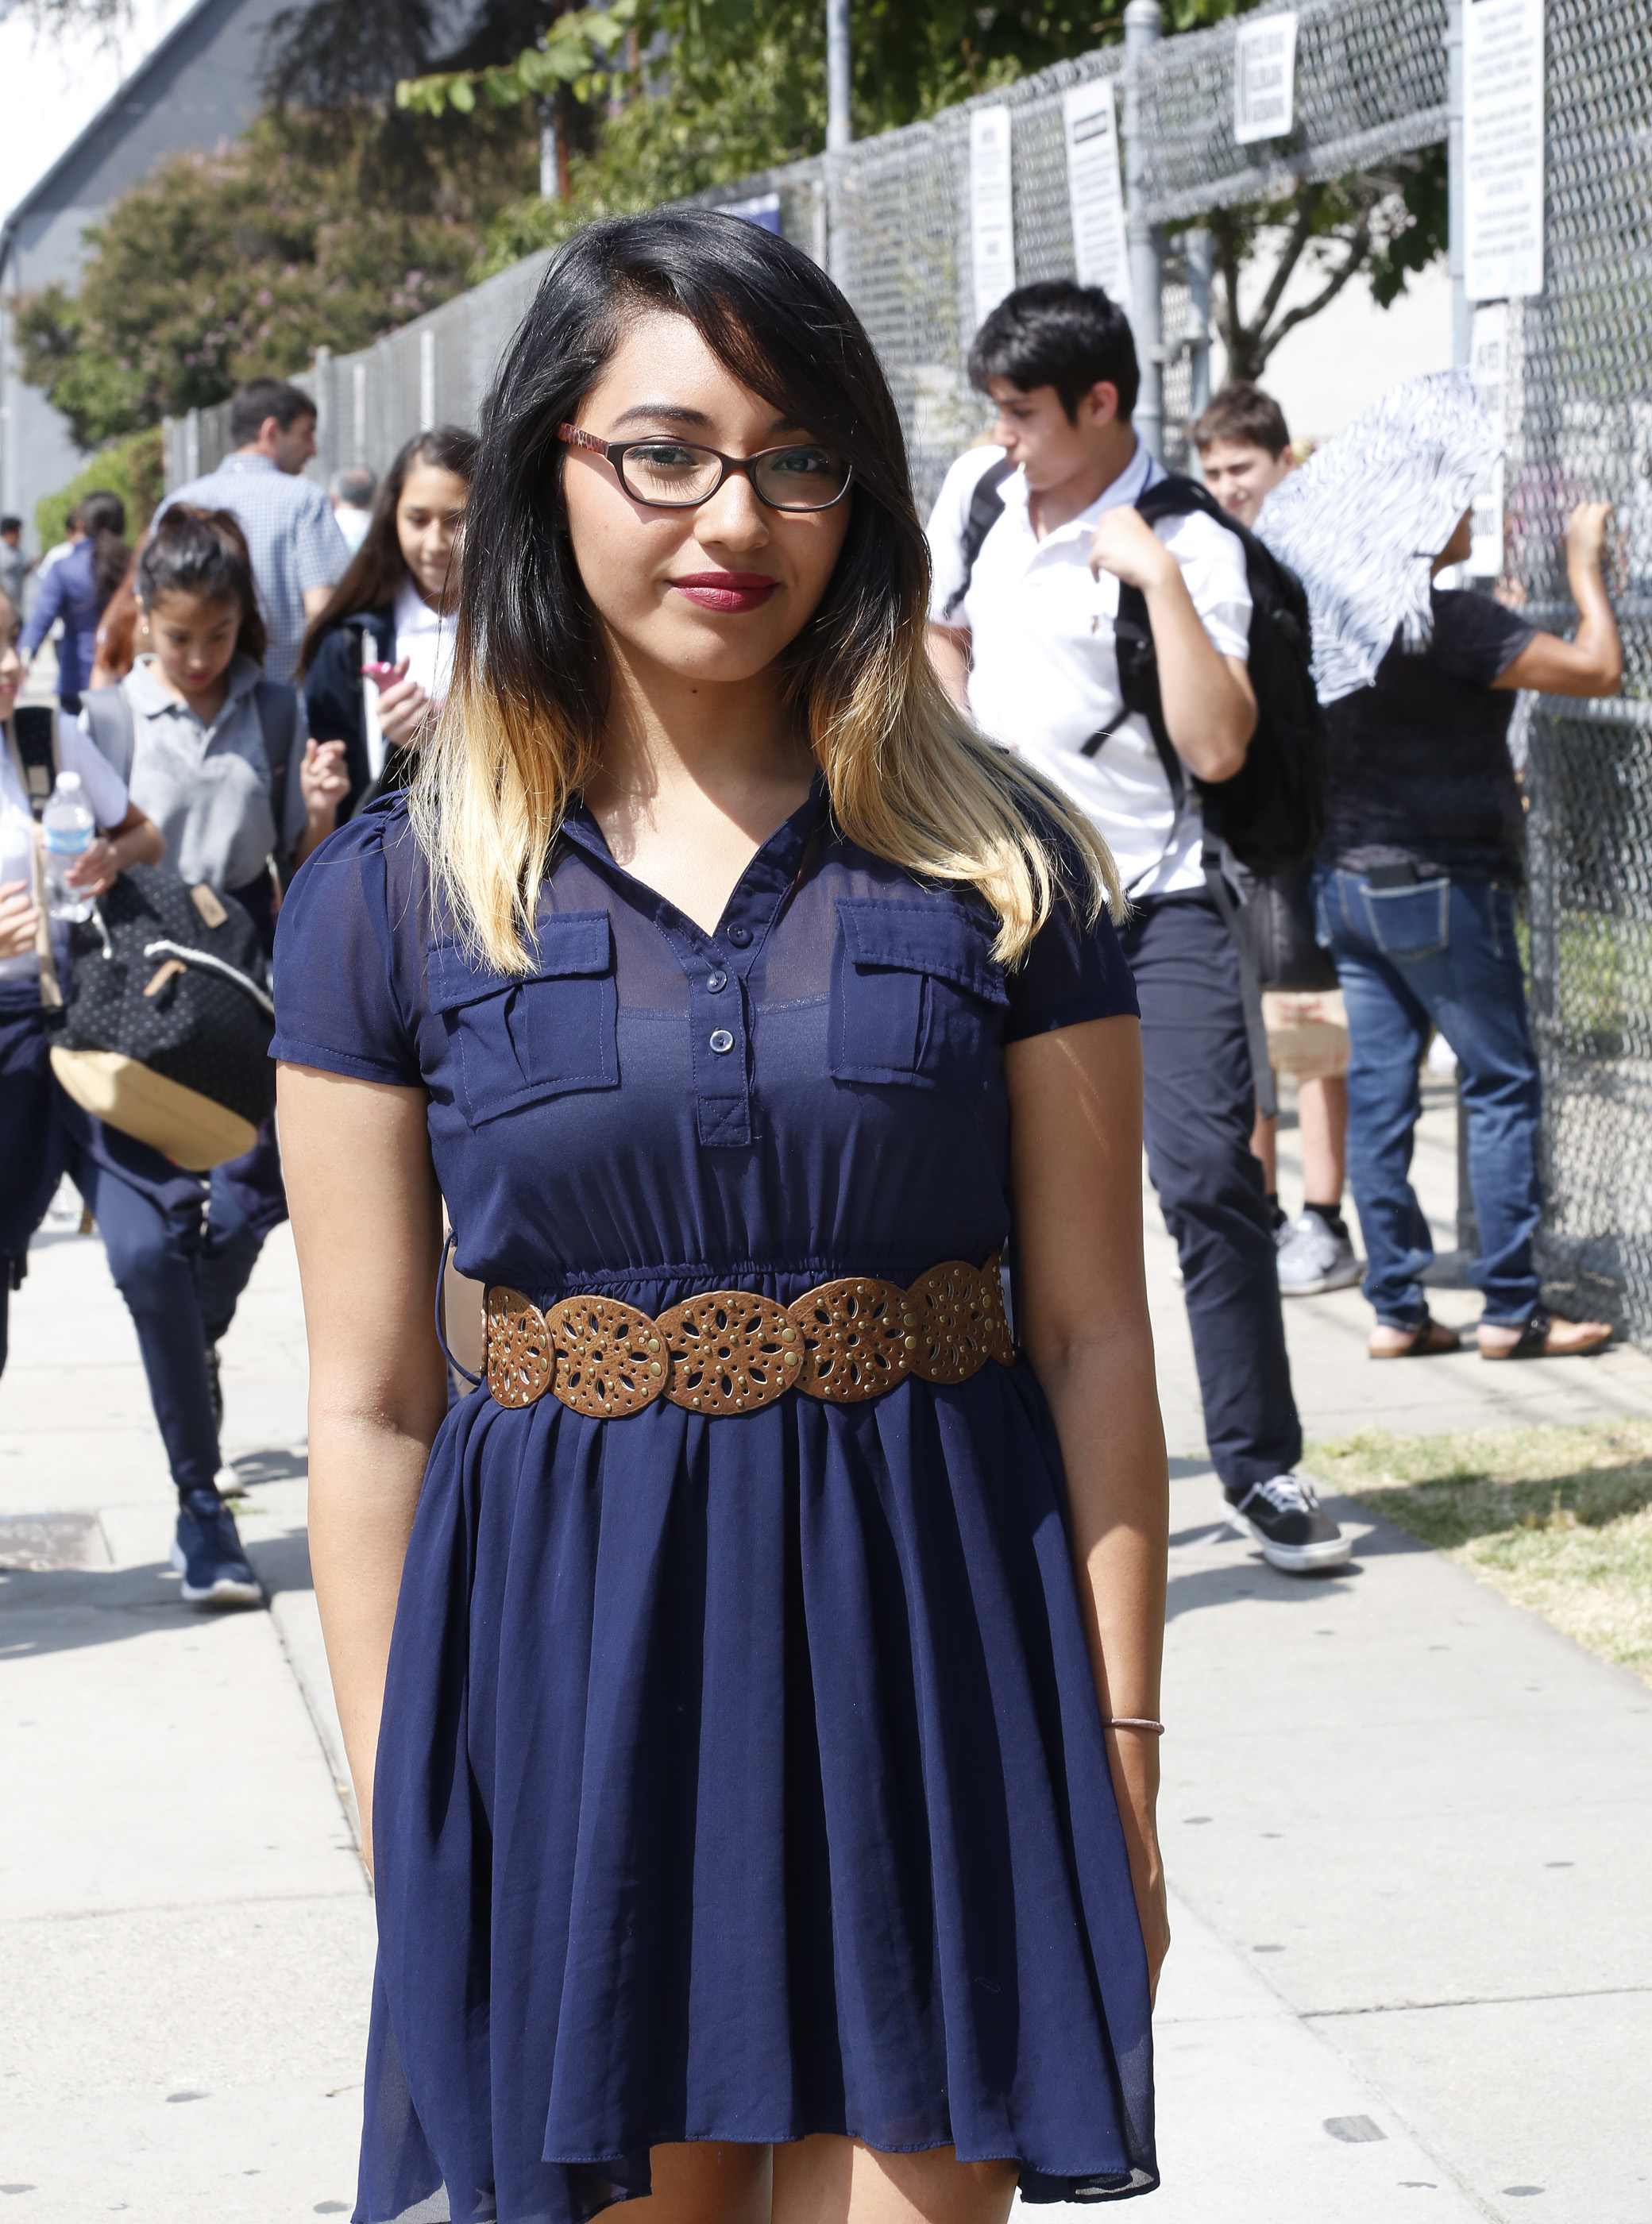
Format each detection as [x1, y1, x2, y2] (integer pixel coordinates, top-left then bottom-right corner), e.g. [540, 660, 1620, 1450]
[1495, 503, 1623, 698]
[279, 1062, 450, 1872]
[1006, 1014, 1170, 1996]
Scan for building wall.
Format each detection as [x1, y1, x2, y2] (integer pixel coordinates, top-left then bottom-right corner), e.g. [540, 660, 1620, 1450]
[0, 0, 292, 542]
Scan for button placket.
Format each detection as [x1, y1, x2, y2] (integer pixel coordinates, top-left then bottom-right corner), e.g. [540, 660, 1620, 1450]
[688, 951, 752, 1148]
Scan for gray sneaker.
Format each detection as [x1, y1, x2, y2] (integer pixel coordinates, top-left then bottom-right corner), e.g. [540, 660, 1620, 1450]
[1276, 1211, 1361, 1297]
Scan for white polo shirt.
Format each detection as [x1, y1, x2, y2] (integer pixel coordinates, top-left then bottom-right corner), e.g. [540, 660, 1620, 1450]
[926, 439, 1252, 898]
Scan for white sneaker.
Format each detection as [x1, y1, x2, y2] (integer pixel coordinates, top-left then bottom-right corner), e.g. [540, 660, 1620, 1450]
[1276, 1211, 1361, 1297]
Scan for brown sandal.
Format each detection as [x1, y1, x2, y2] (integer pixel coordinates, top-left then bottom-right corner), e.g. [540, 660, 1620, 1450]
[1368, 1309, 1462, 1359]
[1479, 1308, 1613, 1360]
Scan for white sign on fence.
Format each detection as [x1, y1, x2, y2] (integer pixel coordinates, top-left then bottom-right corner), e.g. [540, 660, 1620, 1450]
[970, 106, 1017, 326]
[1468, 303, 1510, 575]
[1063, 81, 1130, 310]
[1233, 12, 1299, 145]
[1465, 0, 1546, 300]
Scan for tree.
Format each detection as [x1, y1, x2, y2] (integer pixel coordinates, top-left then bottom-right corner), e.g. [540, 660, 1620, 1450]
[1207, 148, 1448, 383]
[12, 106, 535, 446]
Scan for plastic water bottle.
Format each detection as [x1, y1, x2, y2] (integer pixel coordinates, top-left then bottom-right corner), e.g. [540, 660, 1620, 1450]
[42, 770, 95, 925]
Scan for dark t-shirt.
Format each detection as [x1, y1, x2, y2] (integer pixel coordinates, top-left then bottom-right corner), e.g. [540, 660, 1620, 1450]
[1321, 588, 1538, 882]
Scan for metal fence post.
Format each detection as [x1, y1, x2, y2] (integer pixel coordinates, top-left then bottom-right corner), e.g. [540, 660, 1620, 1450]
[826, 0, 851, 153]
[1446, 0, 1471, 369]
[1123, 0, 1165, 461]
[312, 346, 334, 484]
[1185, 226, 1214, 428]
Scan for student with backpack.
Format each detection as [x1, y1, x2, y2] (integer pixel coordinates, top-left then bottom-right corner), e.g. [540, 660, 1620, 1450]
[927, 280, 1347, 1573]
[62, 507, 349, 1602]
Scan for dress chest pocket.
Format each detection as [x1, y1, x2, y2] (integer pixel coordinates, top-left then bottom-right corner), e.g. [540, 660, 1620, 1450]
[427, 911, 618, 1126]
[831, 897, 1009, 1094]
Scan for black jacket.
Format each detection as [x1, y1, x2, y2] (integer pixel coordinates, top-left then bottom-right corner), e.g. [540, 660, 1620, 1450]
[302, 604, 399, 824]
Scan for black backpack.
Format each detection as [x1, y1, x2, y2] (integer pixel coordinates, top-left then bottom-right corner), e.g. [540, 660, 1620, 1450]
[941, 462, 1326, 879]
[49, 865, 276, 1172]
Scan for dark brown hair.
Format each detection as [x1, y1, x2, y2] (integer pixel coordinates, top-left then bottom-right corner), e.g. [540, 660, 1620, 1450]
[296, 426, 477, 679]
[137, 504, 268, 668]
[1191, 381, 1291, 459]
[71, 489, 133, 608]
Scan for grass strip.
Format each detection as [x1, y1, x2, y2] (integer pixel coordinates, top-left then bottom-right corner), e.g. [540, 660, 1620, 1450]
[1309, 1421, 1652, 1687]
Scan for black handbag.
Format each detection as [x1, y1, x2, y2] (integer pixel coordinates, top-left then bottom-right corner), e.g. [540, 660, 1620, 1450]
[49, 864, 276, 1170]
[1232, 862, 1339, 994]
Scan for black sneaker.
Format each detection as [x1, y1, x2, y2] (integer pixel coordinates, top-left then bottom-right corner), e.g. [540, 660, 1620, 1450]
[205, 1345, 223, 1432]
[1229, 1474, 1352, 1574]
[169, 1488, 261, 1607]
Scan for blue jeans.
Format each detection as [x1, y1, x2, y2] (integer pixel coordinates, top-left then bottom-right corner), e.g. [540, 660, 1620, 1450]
[1314, 868, 1542, 1330]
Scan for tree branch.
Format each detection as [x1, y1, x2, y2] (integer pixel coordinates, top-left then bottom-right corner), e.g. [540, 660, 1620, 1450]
[1252, 206, 1376, 371]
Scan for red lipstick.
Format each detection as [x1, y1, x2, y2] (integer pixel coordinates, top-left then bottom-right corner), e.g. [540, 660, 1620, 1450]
[669, 571, 781, 613]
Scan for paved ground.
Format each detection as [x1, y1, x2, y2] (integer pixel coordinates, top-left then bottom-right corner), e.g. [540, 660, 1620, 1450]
[1, 1079, 1649, 2222]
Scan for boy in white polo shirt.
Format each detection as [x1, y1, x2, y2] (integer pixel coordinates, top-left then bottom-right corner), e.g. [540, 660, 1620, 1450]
[926, 280, 1348, 1574]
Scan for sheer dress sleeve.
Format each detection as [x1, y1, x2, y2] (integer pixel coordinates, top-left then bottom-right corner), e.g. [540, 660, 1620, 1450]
[1003, 868, 1140, 1044]
[272, 802, 422, 1086]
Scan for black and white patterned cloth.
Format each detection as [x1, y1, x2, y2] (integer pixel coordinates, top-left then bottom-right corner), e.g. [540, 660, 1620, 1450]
[1256, 369, 1501, 705]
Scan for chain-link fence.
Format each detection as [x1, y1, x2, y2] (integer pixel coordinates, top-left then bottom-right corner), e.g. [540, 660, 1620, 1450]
[1507, 0, 1652, 1341]
[164, 0, 1451, 508]
[159, 0, 1652, 1338]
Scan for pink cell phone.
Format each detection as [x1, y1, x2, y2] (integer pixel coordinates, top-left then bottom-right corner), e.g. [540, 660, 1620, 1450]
[362, 660, 396, 682]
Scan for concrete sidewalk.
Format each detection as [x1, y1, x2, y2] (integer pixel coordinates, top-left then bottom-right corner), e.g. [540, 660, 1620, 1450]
[1, 1078, 1648, 2222]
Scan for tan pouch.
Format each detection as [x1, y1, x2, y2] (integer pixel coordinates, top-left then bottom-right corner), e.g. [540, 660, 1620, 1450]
[48, 1047, 257, 1171]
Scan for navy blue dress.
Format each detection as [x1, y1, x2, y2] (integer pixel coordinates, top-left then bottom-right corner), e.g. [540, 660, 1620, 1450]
[271, 782, 1157, 2222]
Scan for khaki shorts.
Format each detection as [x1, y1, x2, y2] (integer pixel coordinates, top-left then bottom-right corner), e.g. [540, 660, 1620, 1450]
[1263, 988, 1349, 1081]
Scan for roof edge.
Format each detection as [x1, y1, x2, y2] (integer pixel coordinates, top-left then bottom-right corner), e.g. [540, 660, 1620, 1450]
[2, 0, 236, 243]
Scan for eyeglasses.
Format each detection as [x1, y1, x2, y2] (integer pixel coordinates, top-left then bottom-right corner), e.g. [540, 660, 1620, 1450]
[558, 424, 853, 512]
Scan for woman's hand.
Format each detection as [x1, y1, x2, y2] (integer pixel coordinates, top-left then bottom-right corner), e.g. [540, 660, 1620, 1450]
[66, 836, 120, 899]
[294, 739, 351, 868]
[299, 736, 350, 821]
[0, 879, 41, 959]
[372, 661, 431, 751]
[1565, 500, 1613, 573]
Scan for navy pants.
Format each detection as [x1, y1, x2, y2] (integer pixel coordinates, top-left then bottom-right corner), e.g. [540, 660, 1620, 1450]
[1316, 867, 1542, 1329]
[1118, 892, 1302, 1495]
[58, 1123, 284, 1499]
[0, 986, 65, 1378]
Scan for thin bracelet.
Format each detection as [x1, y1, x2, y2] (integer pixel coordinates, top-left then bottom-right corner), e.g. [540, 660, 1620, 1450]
[1104, 1716, 1165, 1735]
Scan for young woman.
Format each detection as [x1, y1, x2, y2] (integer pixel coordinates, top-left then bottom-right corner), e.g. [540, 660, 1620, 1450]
[276, 211, 1168, 2224]
[56, 507, 349, 1604]
[0, 587, 163, 1376]
[17, 490, 131, 714]
[298, 427, 477, 818]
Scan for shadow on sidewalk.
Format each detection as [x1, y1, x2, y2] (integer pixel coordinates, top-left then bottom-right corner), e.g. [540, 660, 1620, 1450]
[0, 1562, 241, 1656]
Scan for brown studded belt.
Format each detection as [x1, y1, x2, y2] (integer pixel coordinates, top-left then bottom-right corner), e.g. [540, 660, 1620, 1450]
[484, 1255, 1013, 1419]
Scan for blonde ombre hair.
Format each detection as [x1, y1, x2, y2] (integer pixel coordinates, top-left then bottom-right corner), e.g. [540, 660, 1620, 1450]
[411, 210, 1121, 971]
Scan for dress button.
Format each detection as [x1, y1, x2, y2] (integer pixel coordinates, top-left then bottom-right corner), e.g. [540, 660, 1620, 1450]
[708, 1029, 735, 1054]
[727, 924, 752, 947]
[706, 971, 728, 993]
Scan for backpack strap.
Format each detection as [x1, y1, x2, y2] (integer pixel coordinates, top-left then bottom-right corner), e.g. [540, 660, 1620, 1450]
[80, 685, 137, 786]
[252, 678, 303, 851]
[940, 456, 1016, 624]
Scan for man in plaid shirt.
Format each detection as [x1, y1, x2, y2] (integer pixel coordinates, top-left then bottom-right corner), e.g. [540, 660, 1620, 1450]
[158, 379, 349, 685]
